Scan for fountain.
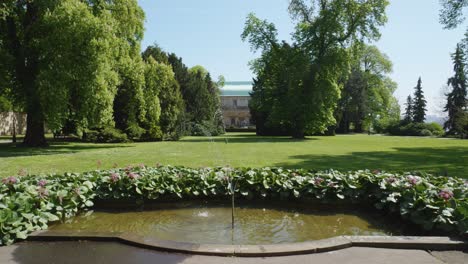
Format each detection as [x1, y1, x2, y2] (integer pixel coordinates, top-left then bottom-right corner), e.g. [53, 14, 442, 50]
[49, 200, 405, 245]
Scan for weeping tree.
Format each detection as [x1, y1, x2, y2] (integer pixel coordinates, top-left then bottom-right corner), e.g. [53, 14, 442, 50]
[0, 0, 144, 146]
[243, 0, 389, 138]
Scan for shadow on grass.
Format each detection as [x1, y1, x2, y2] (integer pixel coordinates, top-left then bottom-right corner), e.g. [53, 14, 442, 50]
[274, 147, 468, 178]
[182, 135, 318, 143]
[0, 141, 132, 158]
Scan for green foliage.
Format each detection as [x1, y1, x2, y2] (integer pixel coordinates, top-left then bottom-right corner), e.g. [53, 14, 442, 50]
[83, 127, 128, 143]
[143, 46, 222, 138]
[439, 0, 468, 29]
[1, 166, 467, 245]
[141, 125, 163, 142]
[0, 173, 96, 245]
[335, 44, 399, 133]
[387, 122, 444, 137]
[0, 0, 145, 146]
[243, 0, 389, 138]
[412, 78, 427, 123]
[188, 120, 224, 137]
[403, 95, 413, 124]
[0, 96, 12, 112]
[444, 45, 468, 138]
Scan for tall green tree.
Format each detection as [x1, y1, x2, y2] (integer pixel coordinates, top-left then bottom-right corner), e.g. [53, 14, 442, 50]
[403, 95, 414, 124]
[0, 0, 144, 146]
[412, 77, 427, 123]
[444, 44, 468, 138]
[143, 56, 184, 140]
[335, 44, 398, 133]
[243, 0, 389, 138]
[142, 45, 222, 136]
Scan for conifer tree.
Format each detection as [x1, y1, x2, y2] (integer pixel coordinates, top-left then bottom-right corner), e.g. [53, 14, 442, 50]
[412, 77, 427, 123]
[444, 44, 468, 138]
[403, 95, 413, 124]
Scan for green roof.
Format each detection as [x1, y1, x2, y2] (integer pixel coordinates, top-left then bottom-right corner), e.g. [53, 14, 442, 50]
[221, 90, 251, 96]
[225, 81, 252, 85]
[221, 81, 252, 96]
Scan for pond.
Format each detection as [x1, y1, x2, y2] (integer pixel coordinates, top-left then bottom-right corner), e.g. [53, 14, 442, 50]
[49, 201, 405, 245]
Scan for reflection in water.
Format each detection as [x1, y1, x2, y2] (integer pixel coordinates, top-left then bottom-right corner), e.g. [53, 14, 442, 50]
[50, 202, 401, 245]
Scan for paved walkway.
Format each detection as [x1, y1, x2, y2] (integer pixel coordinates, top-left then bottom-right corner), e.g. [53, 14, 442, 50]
[0, 241, 466, 264]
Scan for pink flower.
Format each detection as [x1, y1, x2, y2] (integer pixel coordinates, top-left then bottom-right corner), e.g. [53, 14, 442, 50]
[314, 177, 324, 185]
[385, 177, 396, 184]
[38, 187, 49, 198]
[407, 176, 420, 186]
[139, 164, 145, 169]
[110, 173, 120, 183]
[2, 176, 17, 185]
[327, 182, 336, 188]
[438, 189, 454, 201]
[37, 180, 47, 187]
[127, 172, 139, 180]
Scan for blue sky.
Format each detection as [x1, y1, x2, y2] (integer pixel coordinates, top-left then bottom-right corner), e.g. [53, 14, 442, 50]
[138, 0, 466, 116]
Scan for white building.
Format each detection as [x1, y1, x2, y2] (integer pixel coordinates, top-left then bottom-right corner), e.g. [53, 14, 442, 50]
[220, 82, 252, 128]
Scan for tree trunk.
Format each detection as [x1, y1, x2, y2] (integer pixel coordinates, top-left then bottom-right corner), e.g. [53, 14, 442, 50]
[22, 110, 47, 147]
[12, 113, 17, 143]
[355, 121, 363, 133]
[291, 127, 305, 139]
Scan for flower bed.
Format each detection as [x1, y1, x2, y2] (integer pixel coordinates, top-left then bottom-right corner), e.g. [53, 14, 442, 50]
[1, 166, 467, 245]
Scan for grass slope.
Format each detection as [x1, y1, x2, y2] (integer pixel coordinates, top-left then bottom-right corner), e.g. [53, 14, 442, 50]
[0, 133, 467, 178]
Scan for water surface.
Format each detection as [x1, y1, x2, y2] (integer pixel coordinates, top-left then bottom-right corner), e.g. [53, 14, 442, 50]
[50, 201, 401, 244]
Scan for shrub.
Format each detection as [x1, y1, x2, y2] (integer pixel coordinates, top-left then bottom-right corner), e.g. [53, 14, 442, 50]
[426, 122, 444, 136]
[420, 129, 433, 137]
[1, 166, 467, 245]
[386, 122, 444, 137]
[141, 125, 163, 141]
[83, 127, 128, 143]
[188, 121, 224, 136]
[125, 123, 146, 140]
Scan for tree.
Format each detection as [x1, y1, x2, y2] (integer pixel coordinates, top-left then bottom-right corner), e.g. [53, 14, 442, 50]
[444, 44, 468, 138]
[0, 0, 144, 146]
[412, 77, 427, 123]
[142, 45, 222, 136]
[403, 95, 414, 124]
[243, 0, 389, 138]
[142, 44, 169, 65]
[143, 56, 184, 140]
[440, 0, 468, 56]
[440, 0, 468, 29]
[0, 96, 12, 112]
[335, 44, 398, 133]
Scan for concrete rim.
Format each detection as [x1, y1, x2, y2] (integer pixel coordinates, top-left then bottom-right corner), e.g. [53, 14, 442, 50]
[28, 231, 468, 257]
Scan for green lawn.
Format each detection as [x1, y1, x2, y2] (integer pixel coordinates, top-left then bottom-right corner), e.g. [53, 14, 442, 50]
[0, 133, 467, 178]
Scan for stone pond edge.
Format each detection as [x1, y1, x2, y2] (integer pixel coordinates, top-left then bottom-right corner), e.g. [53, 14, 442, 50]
[27, 231, 468, 257]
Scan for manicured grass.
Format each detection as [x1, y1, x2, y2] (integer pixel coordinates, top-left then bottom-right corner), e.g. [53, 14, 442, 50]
[0, 133, 467, 178]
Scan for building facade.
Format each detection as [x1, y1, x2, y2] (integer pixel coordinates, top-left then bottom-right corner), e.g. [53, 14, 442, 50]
[0, 112, 27, 136]
[220, 82, 252, 128]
